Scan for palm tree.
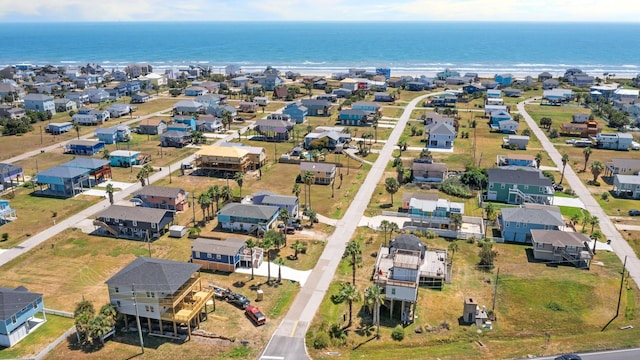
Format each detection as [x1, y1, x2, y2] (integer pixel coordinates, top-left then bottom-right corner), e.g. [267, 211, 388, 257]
[261, 232, 275, 283]
[379, 220, 391, 245]
[73, 122, 81, 139]
[292, 183, 301, 217]
[590, 161, 604, 183]
[372, 113, 380, 143]
[345, 240, 363, 285]
[484, 202, 496, 223]
[105, 183, 114, 205]
[364, 284, 385, 338]
[222, 110, 233, 130]
[419, 148, 433, 162]
[245, 238, 256, 280]
[450, 213, 463, 231]
[589, 215, 599, 234]
[142, 164, 153, 186]
[570, 213, 582, 227]
[275, 257, 285, 283]
[560, 153, 570, 185]
[303, 171, 314, 210]
[448, 241, 460, 264]
[208, 185, 220, 215]
[583, 147, 592, 172]
[535, 152, 543, 168]
[279, 208, 291, 245]
[234, 172, 244, 198]
[101, 149, 110, 159]
[306, 209, 318, 228]
[384, 177, 399, 205]
[136, 167, 148, 186]
[290, 240, 307, 260]
[220, 185, 231, 203]
[198, 193, 212, 223]
[388, 222, 399, 247]
[336, 282, 360, 329]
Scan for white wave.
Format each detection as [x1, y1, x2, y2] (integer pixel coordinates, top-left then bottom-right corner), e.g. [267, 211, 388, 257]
[303, 61, 327, 65]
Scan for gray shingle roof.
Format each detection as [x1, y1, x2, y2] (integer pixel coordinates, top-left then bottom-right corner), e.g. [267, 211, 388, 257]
[62, 158, 109, 170]
[38, 166, 89, 179]
[530, 230, 590, 248]
[191, 237, 245, 257]
[611, 158, 640, 171]
[96, 205, 172, 224]
[300, 161, 336, 173]
[217, 203, 279, 220]
[262, 194, 298, 206]
[68, 140, 104, 147]
[105, 257, 200, 294]
[501, 204, 564, 227]
[134, 186, 185, 198]
[0, 286, 42, 320]
[427, 122, 456, 135]
[488, 167, 552, 187]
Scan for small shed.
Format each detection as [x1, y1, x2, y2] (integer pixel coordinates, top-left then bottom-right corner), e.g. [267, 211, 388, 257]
[463, 297, 478, 324]
[169, 225, 186, 238]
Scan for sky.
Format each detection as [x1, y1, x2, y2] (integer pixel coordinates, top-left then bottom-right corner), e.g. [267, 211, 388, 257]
[0, 0, 638, 23]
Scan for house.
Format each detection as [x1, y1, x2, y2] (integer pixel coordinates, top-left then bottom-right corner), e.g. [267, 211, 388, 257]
[542, 89, 573, 104]
[124, 63, 153, 77]
[0, 286, 45, 348]
[494, 74, 513, 87]
[254, 119, 293, 141]
[87, 89, 111, 103]
[195, 145, 252, 174]
[72, 113, 101, 126]
[196, 115, 224, 133]
[53, 98, 77, 113]
[412, 161, 447, 183]
[423, 112, 455, 127]
[0, 163, 23, 189]
[219, 143, 266, 170]
[64, 140, 105, 155]
[489, 110, 512, 126]
[429, 94, 457, 107]
[463, 84, 485, 94]
[35, 166, 91, 197]
[238, 101, 258, 113]
[282, 102, 308, 124]
[272, 86, 288, 99]
[0, 105, 26, 119]
[331, 88, 352, 98]
[339, 109, 373, 126]
[503, 88, 524, 97]
[78, 107, 110, 122]
[405, 195, 464, 230]
[498, 120, 519, 134]
[216, 203, 279, 233]
[425, 122, 456, 149]
[231, 76, 250, 87]
[406, 81, 425, 91]
[0, 199, 17, 224]
[560, 120, 602, 137]
[61, 158, 112, 185]
[191, 237, 263, 272]
[486, 89, 502, 98]
[569, 74, 595, 87]
[530, 230, 592, 268]
[23, 93, 55, 114]
[254, 96, 269, 106]
[105, 257, 213, 340]
[543, 79, 560, 90]
[596, 133, 633, 150]
[174, 100, 204, 114]
[499, 203, 564, 243]
[160, 130, 192, 148]
[538, 72, 553, 82]
[95, 126, 131, 144]
[206, 104, 237, 118]
[304, 127, 351, 150]
[109, 150, 148, 168]
[612, 175, 640, 199]
[94, 205, 174, 239]
[374, 234, 448, 323]
[605, 158, 640, 176]
[497, 154, 536, 167]
[436, 68, 460, 80]
[300, 162, 336, 185]
[138, 118, 167, 135]
[251, 190, 299, 216]
[46, 122, 72, 135]
[166, 123, 192, 133]
[339, 78, 367, 92]
[106, 103, 132, 118]
[173, 115, 197, 131]
[572, 113, 589, 123]
[265, 113, 293, 122]
[503, 135, 529, 150]
[486, 167, 553, 204]
[373, 92, 394, 102]
[131, 92, 150, 103]
[300, 99, 333, 116]
[132, 186, 189, 211]
[352, 101, 381, 113]
[184, 86, 207, 97]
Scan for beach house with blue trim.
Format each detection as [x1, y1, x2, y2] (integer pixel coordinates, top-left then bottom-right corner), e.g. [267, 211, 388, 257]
[486, 167, 553, 204]
[0, 286, 46, 348]
[499, 203, 564, 243]
[0, 199, 17, 224]
[216, 203, 279, 233]
[36, 166, 91, 197]
[494, 74, 513, 87]
[173, 115, 197, 131]
[23, 94, 55, 114]
[191, 237, 263, 272]
[282, 103, 308, 124]
[95, 126, 131, 144]
[64, 140, 105, 155]
[109, 150, 144, 167]
[46, 122, 72, 135]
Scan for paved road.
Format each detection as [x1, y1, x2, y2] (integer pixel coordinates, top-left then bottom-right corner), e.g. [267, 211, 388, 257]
[527, 347, 640, 360]
[517, 99, 640, 288]
[259, 93, 437, 360]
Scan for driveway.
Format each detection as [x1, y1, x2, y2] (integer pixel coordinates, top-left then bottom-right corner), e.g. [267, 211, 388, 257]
[553, 196, 585, 208]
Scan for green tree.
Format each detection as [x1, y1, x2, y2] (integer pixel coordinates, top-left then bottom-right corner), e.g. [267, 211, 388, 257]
[275, 257, 285, 283]
[306, 209, 318, 227]
[292, 183, 301, 217]
[372, 112, 380, 143]
[484, 202, 496, 222]
[234, 171, 244, 198]
[535, 152, 543, 168]
[379, 220, 392, 246]
[290, 240, 307, 260]
[245, 238, 257, 280]
[590, 160, 604, 183]
[345, 240, 363, 286]
[540, 117, 552, 129]
[220, 185, 231, 203]
[105, 183, 114, 205]
[589, 215, 600, 234]
[279, 208, 291, 245]
[450, 213, 463, 231]
[198, 193, 212, 223]
[478, 241, 498, 270]
[583, 147, 592, 172]
[101, 148, 110, 159]
[560, 153, 569, 185]
[364, 284, 385, 338]
[384, 177, 400, 205]
[208, 185, 220, 215]
[303, 171, 315, 210]
[73, 122, 81, 139]
[74, 300, 95, 344]
[262, 230, 284, 283]
[335, 282, 360, 329]
[448, 241, 460, 264]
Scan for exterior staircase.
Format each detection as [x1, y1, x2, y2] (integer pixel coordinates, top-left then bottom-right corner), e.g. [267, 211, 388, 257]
[93, 219, 119, 236]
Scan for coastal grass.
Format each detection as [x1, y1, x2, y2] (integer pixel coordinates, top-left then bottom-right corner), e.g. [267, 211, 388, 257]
[307, 231, 640, 360]
[380, 106, 404, 118]
[0, 315, 74, 360]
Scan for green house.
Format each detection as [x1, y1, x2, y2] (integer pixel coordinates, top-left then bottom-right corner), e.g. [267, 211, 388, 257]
[486, 167, 553, 204]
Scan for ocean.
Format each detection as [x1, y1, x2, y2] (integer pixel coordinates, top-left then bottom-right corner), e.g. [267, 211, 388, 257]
[1, 21, 639, 77]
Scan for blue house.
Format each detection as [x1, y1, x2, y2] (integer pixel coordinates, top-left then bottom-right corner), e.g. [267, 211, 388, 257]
[61, 158, 112, 185]
[166, 123, 191, 133]
[251, 190, 299, 216]
[490, 110, 512, 126]
[36, 166, 91, 197]
[23, 94, 56, 114]
[216, 203, 279, 233]
[463, 84, 485, 94]
[331, 88, 352, 98]
[0, 286, 45, 348]
[47, 122, 73, 135]
[173, 115, 197, 131]
[497, 154, 537, 167]
[282, 103, 308, 124]
[191, 237, 262, 272]
[352, 101, 381, 112]
[64, 140, 105, 155]
[339, 109, 372, 126]
[0, 163, 23, 190]
[406, 81, 425, 91]
[95, 126, 131, 144]
[375, 67, 391, 79]
[184, 86, 207, 97]
[499, 204, 564, 243]
[300, 99, 333, 116]
[109, 150, 144, 167]
[436, 69, 460, 80]
[494, 73, 513, 87]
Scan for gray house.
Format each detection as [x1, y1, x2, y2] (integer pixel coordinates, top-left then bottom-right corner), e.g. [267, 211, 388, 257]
[93, 205, 174, 240]
[612, 175, 640, 199]
[426, 122, 456, 149]
[531, 230, 592, 268]
[412, 161, 447, 183]
[161, 130, 192, 148]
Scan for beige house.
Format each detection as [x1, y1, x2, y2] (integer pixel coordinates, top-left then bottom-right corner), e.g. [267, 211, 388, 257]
[300, 161, 336, 185]
[195, 145, 252, 174]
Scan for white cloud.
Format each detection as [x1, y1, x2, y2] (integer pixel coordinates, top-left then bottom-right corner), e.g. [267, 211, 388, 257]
[0, 0, 638, 22]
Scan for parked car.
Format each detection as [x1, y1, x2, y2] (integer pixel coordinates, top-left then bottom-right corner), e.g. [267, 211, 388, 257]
[245, 305, 266, 326]
[554, 354, 581, 360]
[565, 139, 576, 144]
[212, 285, 231, 299]
[629, 209, 640, 216]
[226, 293, 250, 309]
[553, 184, 564, 191]
[280, 226, 295, 234]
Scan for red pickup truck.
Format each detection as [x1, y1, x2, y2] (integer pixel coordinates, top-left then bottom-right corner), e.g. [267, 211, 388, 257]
[245, 305, 266, 326]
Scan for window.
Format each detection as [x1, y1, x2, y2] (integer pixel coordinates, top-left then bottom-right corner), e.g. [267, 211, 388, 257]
[151, 223, 157, 229]
[116, 301, 121, 307]
[115, 287, 119, 293]
[516, 223, 520, 228]
[524, 185, 529, 190]
[150, 307, 155, 313]
[145, 305, 150, 312]
[146, 292, 155, 298]
[391, 288, 396, 295]
[12, 316, 17, 324]
[104, 217, 110, 222]
[501, 184, 505, 189]
[132, 220, 137, 226]
[216, 254, 222, 260]
[33, 301, 38, 309]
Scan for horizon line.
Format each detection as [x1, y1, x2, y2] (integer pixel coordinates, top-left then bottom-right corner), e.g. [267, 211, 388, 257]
[2, 20, 640, 24]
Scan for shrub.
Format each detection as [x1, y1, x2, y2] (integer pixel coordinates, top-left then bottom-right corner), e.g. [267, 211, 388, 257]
[549, 128, 559, 138]
[425, 230, 437, 239]
[440, 178, 473, 198]
[391, 325, 405, 341]
[542, 170, 555, 184]
[313, 332, 330, 349]
[1, 233, 8, 242]
[563, 188, 576, 196]
[545, 301, 565, 312]
[601, 192, 609, 201]
[466, 237, 476, 245]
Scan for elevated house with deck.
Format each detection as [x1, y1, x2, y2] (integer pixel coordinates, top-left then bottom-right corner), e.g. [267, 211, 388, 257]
[216, 203, 279, 234]
[93, 205, 174, 240]
[499, 204, 565, 243]
[0, 200, 17, 224]
[132, 186, 189, 212]
[486, 167, 553, 204]
[612, 175, 640, 199]
[530, 230, 592, 268]
[191, 237, 264, 272]
[64, 140, 105, 155]
[194, 145, 252, 175]
[605, 158, 640, 176]
[300, 162, 336, 185]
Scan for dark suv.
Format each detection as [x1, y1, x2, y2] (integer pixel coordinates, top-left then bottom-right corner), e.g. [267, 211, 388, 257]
[226, 293, 250, 309]
[629, 209, 640, 216]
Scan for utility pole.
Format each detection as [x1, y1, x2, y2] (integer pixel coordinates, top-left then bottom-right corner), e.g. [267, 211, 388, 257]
[40, 126, 43, 144]
[192, 192, 196, 227]
[132, 284, 145, 354]
[492, 267, 500, 311]
[602, 256, 627, 331]
[168, 164, 172, 184]
[146, 231, 151, 257]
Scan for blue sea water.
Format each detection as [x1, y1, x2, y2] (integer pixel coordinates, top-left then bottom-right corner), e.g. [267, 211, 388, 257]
[1, 21, 639, 77]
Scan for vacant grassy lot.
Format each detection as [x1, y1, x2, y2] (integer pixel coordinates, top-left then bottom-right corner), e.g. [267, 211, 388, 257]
[307, 228, 640, 360]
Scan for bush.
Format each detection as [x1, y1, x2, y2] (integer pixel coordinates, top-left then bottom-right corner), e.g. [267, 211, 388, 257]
[563, 188, 576, 196]
[601, 192, 609, 201]
[391, 325, 405, 341]
[549, 128, 559, 138]
[313, 332, 330, 349]
[1, 233, 8, 242]
[439, 178, 473, 198]
[542, 170, 555, 184]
